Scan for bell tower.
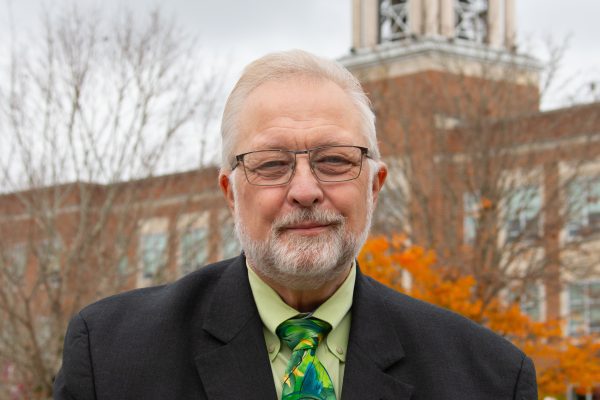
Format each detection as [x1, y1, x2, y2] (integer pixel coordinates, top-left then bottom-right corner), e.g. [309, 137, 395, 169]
[341, 0, 539, 89]
[353, 0, 516, 50]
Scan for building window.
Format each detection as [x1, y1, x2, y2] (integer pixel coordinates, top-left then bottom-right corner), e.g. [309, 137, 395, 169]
[379, 0, 410, 43]
[566, 177, 600, 240]
[177, 212, 210, 276]
[507, 283, 543, 322]
[455, 0, 488, 43]
[139, 232, 167, 280]
[117, 257, 129, 275]
[179, 228, 208, 275]
[505, 185, 541, 242]
[373, 158, 408, 235]
[567, 281, 600, 336]
[463, 192, 480, 244]
[37, 238, 63, 288]
[2, 243, 27, 281]
[520, 284, 542, 322]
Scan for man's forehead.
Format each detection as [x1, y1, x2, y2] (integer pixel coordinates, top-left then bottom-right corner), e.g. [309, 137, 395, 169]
[234, 78, 364, 151]
[237, 115, 366, 152]
[246, 79, 351, 110]
[243, 133, 363, 151]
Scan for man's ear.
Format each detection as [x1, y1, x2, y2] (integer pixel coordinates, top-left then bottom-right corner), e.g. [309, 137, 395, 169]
[219, 172, 235, 212]
[371, 161, 387, 205]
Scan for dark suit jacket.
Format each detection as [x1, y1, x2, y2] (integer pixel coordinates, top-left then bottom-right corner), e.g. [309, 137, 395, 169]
[54, 255, 537, 399]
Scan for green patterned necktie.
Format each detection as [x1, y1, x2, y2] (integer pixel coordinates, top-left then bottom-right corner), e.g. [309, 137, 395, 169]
[276, 317, 337, 400]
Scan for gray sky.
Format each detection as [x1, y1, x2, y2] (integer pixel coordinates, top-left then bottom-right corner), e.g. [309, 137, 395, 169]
[3, 0, 599, 108]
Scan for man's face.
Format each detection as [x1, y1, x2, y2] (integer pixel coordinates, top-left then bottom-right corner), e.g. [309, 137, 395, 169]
[220, 76, 386, 290]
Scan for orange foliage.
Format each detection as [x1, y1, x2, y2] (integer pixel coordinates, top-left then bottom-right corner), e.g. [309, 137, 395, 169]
[359, 235, 600, 398]
[480, 197, 494, 210]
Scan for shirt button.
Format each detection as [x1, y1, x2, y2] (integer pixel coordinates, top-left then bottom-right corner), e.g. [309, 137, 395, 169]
[336, 346, 344, 355]
[268, 344, 276, 353]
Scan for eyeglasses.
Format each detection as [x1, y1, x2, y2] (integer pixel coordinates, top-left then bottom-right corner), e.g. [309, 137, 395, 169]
[231, 145, 370, 186]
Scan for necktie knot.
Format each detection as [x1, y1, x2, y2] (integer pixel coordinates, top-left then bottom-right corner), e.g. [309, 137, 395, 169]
[276, 317, 332, 352]
[276, 317, 336, 399]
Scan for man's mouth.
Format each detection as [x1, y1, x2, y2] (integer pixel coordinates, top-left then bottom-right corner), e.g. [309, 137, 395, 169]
[282, 222, 333, 235]
[273, 209, 345, 237]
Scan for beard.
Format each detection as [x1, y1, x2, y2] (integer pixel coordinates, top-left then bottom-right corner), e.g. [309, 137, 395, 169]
[233, 179, 374, 291]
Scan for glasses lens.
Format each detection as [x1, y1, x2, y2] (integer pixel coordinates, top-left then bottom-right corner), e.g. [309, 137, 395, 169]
[242, 150, 294, 185]
[310, 146, 363, 182]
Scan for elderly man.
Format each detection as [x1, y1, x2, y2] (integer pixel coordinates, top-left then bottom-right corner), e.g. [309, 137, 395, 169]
[54, 50, 537, 399]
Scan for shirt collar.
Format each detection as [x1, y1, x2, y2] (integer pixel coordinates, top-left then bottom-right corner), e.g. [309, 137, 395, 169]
[247, 261, 355, 362]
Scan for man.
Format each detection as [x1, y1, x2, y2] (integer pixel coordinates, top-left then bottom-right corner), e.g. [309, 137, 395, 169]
[54, 50, 537, 399]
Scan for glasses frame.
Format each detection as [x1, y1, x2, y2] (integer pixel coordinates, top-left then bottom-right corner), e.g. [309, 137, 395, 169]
[231, 145, 371, 186]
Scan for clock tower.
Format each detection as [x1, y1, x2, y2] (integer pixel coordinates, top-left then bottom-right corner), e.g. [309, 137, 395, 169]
[340, 0, 541, 115]
[352, 0, 517, 50]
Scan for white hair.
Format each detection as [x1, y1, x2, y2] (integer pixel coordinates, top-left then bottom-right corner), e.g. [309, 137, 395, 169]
[220, 49, 380, 171]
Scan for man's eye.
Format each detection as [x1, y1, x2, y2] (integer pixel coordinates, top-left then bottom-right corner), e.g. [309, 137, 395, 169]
[315, 156, 353, 165]
[255, 160, 291, 170]
[249, 160, 292, 178]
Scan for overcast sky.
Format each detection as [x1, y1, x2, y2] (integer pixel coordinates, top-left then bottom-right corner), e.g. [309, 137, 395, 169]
[3, 0, 600, 107]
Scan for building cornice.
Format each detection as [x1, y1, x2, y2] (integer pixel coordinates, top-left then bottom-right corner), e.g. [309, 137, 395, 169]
[339, 37, 542, 74]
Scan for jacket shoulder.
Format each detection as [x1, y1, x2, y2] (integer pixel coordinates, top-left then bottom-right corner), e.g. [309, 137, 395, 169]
[363, 274, 528, 365]
[356, 274, 537, 398]
[78, 257, 237, 329]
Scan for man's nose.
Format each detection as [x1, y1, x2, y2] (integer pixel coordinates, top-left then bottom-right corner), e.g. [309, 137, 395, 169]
[286, 157, 324, 207]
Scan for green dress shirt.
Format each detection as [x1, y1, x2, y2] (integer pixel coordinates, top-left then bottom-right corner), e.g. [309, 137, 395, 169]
[247, 263, 356, 399]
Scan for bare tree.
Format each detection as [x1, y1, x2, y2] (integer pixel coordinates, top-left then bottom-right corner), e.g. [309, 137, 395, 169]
[0, 6, 224, 398]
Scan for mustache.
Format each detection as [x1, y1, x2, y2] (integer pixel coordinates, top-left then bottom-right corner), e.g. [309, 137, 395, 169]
[272, 208, 345, 231]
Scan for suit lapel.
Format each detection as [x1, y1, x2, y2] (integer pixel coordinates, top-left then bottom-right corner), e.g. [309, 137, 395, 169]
[342, 266, 414, 400]
[194, 256, 277, 400]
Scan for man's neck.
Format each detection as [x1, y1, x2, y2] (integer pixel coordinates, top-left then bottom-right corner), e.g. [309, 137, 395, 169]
[249, 264, 352, 312]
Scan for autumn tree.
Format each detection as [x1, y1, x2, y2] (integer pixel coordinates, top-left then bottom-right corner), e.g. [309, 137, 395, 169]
[0, 6, 225, 398]
[359, 235, 600, 398]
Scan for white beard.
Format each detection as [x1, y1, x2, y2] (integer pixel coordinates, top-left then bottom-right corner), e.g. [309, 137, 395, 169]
[233, 178, 374, 290]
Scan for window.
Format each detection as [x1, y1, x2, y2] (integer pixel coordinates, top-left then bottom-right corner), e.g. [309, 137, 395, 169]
[114, 234, 130, 276]
[379, 0, 410, 43]
[117, 257, 129, 275]
[3, 243, 26, 281]
[566, 177, 600, 239]
[567, 281, 600, 336]
[520, 284, 542, 322]
[37, 238, 63, 288]
[505, 186, 541, 242]
[179, 228, 208, 275]
[177, 212, 210, 276]
[507, 283, 543, 322]
[455, 0, 488, 43]
[373, 160, 408, 235]
[139, 233, 167, 279]
[463, 192, 480, 244]
[138, 217, 169, 286]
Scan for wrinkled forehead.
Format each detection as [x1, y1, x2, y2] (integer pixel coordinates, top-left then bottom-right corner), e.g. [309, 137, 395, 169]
[234, 77, 365, 152]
